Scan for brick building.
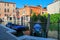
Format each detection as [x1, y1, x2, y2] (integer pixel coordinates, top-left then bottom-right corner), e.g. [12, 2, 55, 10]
[0, 1, 16, 24]
[0, 1, 47, 25]
[17, 5, 47, 26]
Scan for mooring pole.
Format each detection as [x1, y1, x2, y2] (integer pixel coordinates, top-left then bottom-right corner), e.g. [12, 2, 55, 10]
[58, 18, 60, 40]
[46, 14, 50, 38]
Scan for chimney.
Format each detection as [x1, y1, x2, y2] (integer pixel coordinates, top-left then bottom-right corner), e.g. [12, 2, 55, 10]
[37, 5, 41, 7]
[24, 5, 28, 7]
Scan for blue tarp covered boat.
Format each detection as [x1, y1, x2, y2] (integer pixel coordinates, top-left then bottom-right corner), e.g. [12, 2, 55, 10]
[6, 22, 26, 31]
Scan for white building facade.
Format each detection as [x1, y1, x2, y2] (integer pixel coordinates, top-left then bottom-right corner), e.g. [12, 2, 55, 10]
[47, 1, 60, 14]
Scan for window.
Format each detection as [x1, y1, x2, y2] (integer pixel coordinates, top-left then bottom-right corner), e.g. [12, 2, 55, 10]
[13, 4, 15, 7]
[5, 14, 7, 16]
[7, 3, 9, 6]
[26, 16, 28, 21]
[17, 13, 19, 16]
[10, 17, 12, 20]
[22, 10, 26, 14]
[42, 12, 44, 14]
[17, 18, 19, 20]
[5, 3, 6, 6]
[23, 16, 25, 20]
[7, 9, 9, 12]
[4, 8, 6, 12]
[3, 18, 4, 20]
[13, 9, 15, 12]
[30, 9, 32, 14]
[16, 10, 19, 13]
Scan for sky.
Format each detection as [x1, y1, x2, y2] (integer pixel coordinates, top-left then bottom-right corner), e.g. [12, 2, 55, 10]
[5, 0, 54, 8]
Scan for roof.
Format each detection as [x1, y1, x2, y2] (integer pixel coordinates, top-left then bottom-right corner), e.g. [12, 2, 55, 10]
[23, 5, 42, 8]
[29, 6, 41, 8]
[0, 1, 15, 4]
[48, 1, 60, 5]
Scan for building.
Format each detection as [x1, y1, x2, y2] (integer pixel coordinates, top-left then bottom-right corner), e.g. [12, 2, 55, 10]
[17, 5, 47, 26]
[0, 1, 16, 24]
[54, 0, 59, 2]
[42, 7, 47, 14]
[16, 8, 20, 24]
[47, 1, 60, 14]
[0, 1, 47, 25]
[19, 5, 42, 26]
